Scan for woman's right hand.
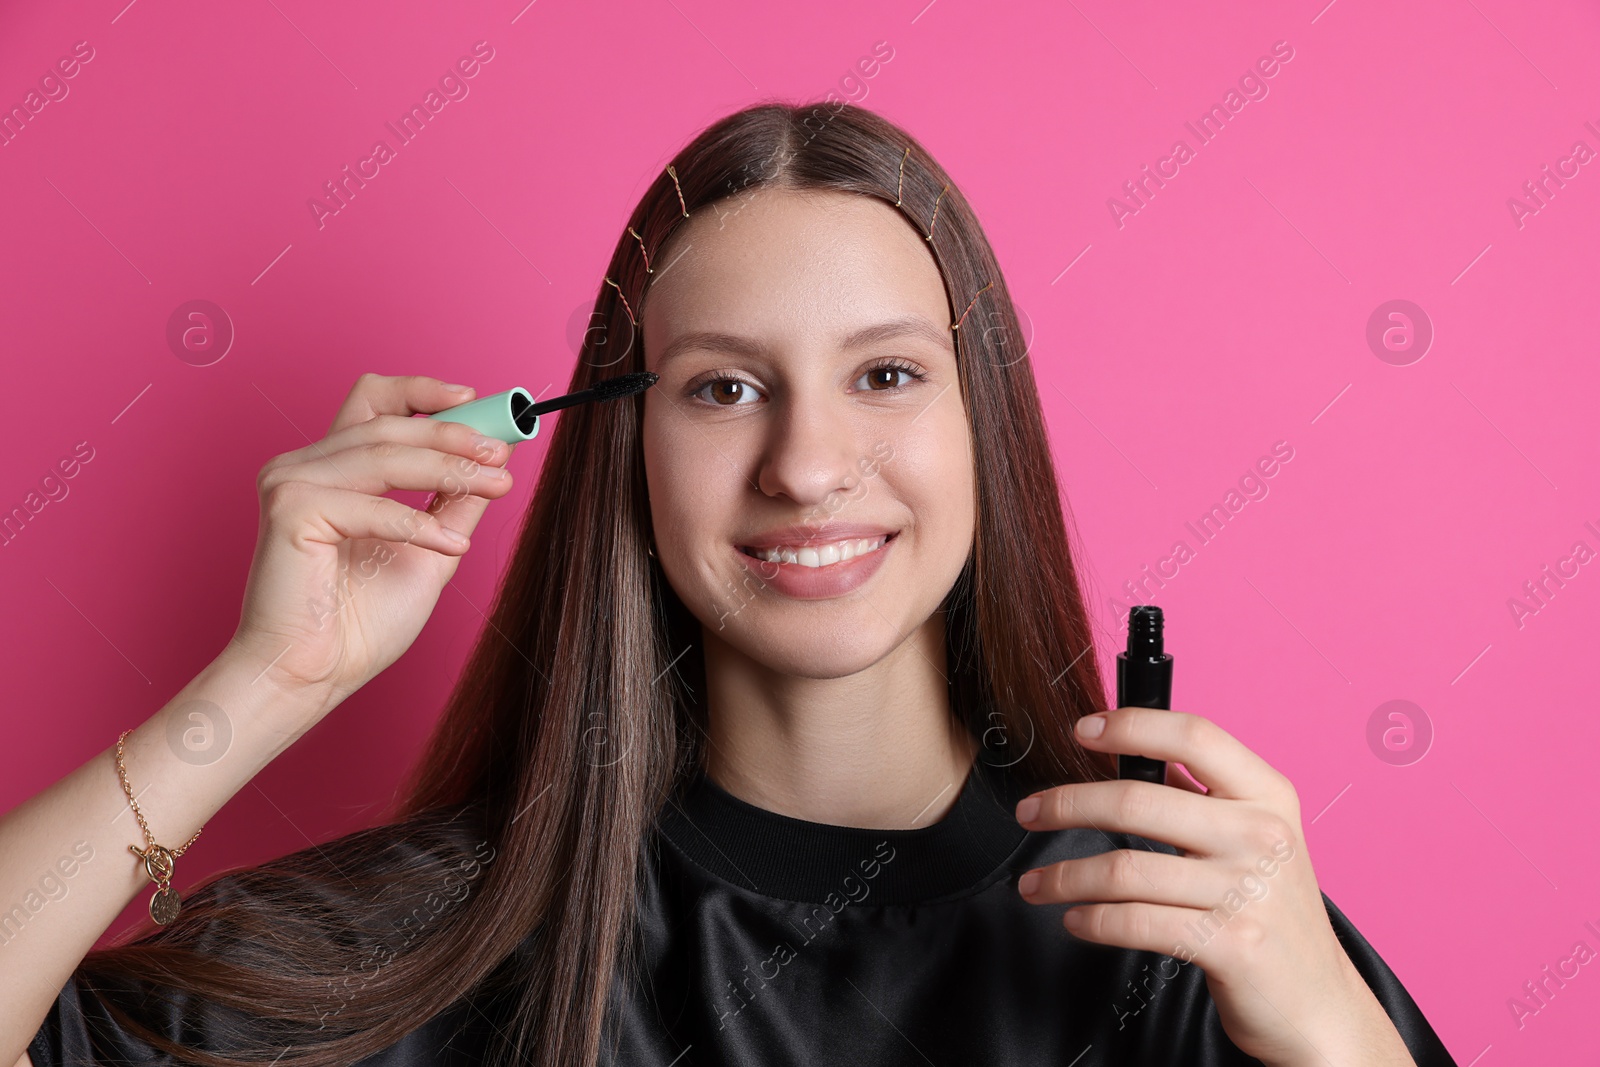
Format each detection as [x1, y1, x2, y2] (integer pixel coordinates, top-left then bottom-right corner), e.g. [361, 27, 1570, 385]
[224, 373, 516, 724]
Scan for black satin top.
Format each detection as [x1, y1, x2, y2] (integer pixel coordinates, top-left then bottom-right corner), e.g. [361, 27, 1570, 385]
[30, 756, 1459, 1066]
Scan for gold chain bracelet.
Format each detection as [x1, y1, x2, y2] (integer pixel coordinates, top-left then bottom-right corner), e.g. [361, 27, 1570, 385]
[115, 729, 204, 925]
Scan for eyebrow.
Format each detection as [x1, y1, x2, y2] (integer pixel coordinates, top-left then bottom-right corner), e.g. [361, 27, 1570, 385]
[655, 315, 954, 369]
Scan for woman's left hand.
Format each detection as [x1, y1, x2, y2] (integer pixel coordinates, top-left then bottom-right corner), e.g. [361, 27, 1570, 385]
[1013, 707, 1415, 1067]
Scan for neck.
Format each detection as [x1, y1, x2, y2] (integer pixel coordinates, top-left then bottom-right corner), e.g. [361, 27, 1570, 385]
[698, 614, 979, 830]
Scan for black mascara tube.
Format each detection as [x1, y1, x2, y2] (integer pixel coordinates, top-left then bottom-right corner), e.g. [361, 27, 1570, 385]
[1117, 605, 1171, 784]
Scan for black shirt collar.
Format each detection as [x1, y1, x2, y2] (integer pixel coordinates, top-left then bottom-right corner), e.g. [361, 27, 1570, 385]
[656, 754, 1033, 906]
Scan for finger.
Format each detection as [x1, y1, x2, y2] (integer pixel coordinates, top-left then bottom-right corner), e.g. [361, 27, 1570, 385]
[270, 482, 472, 555]
[1075, 708, 1287, 800]
[277, 413, 510, 473]
[265, 441, 515, 501]
[1060, 900, 1227, 965]
[1019, 848, 1235, 909]
[425, 450, 509, 540]
[1018, 780, 1233, 855]
[328, 374, 476, 437]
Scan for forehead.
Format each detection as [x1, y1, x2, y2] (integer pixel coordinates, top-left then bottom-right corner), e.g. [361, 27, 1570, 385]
[640, 186, 953, 362]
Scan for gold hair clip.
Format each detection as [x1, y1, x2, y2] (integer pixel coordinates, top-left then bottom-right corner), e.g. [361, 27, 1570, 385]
[628, 226, 652, 274]
[885, 146, 984, 337]
[951, 280, 994, 331]
[666, 165, 690, 218]
[925, 184, 949, 242]
[608, 166, 688, 327]
[604, 276, 637, 327]
[890, 146, 945, 241]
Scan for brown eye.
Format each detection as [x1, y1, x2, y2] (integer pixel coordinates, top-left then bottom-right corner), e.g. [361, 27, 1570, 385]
[694, 378, 761, 406]
[854, 361, 927, 393]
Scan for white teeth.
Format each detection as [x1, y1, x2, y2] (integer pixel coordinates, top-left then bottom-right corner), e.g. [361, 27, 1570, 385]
[748, 535, 889, 568]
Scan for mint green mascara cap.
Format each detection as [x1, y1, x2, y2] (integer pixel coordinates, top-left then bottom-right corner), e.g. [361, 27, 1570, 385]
[428, 387, 541, 443]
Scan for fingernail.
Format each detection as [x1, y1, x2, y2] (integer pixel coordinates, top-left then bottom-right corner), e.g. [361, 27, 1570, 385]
[1018, 870, 1041, 897]
[1016, 796, 1041, 823]
[443, 382, 474, 394]
[1076, 714, 1106, 739]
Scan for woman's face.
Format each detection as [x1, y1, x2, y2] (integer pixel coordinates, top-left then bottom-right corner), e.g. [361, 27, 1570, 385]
[640, 185, 976, 679]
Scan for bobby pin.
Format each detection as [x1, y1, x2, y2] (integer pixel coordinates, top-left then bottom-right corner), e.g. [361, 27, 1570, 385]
[951, 280, 993, 331]
[889, 147, 946, 241]
[604, 276, 637, 327]
[925, 184, 949, 241]
[928, 184, 947, 241]
[616, 170, 685, 324]
[666, 165, 690, 218]
[628, 226, 652, 274]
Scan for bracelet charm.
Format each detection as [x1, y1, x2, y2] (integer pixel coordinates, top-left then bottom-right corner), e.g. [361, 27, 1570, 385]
[115, 730, 204, 927]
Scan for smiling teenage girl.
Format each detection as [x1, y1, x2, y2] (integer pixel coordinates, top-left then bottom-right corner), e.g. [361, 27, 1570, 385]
[7, 102, 1456, 1067]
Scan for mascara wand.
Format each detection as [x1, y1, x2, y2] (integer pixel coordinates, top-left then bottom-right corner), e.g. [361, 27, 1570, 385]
[428, 371, 659, 444]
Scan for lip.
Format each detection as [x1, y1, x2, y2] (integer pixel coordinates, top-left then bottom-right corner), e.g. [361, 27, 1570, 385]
[731, 530, 898, 601]
[737, 521, 900, 551]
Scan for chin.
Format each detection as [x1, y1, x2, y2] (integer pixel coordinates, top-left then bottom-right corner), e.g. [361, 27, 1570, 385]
[708, 609, 911, 678]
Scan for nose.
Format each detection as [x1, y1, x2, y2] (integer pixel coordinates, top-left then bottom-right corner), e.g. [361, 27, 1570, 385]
[754, 389, 869, 511]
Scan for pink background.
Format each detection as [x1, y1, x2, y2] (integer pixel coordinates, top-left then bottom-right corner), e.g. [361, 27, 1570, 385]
[3, 0, 1597, 1061]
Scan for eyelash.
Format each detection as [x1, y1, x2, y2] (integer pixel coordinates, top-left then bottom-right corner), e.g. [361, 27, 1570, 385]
[688, 358, 930, 407]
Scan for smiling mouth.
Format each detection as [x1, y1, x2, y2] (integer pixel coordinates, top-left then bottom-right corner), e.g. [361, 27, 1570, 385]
[739, 531, 898, 568]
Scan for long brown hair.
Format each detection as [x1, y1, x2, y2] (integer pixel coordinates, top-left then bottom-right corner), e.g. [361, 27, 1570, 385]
[73, 99, 1116, 1067]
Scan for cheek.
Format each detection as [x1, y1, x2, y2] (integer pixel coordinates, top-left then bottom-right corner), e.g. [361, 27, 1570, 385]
[884, 411, 976, 561]
[642, 414, 739, 543]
